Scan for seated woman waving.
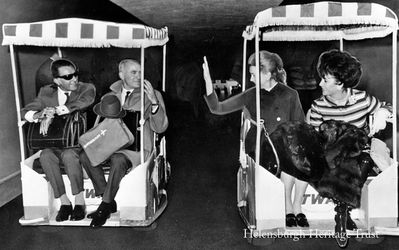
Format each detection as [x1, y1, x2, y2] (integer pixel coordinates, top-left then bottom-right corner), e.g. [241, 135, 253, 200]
[203, 50, 309, 227]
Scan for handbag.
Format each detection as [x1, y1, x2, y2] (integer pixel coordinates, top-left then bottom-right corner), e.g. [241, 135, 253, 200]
[78, 117, 134, 166]
[27, 111, 86, 150]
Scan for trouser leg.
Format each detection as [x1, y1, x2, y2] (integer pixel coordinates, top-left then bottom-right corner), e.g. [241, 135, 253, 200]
[61, 148, 83, 195]
[40, 148, 65, 198]
[79, 150, 107, 196]
[102, 153, 131, 203]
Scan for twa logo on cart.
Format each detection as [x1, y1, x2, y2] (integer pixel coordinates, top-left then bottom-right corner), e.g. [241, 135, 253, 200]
[302, 194, 333, 205]
[82, 180, 102, 206]
[62, 177, 102, 206]
[85, 188, 96, 199]
[301, 185, 336, 220]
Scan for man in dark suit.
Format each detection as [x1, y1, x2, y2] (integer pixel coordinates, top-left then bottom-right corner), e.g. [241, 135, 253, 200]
[22, 58, 96, 222]
[80, 59, 168, 227]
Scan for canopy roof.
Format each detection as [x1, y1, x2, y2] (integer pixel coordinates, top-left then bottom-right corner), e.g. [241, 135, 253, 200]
[2, 18, 168, 48]
[243, 1, 398, 41]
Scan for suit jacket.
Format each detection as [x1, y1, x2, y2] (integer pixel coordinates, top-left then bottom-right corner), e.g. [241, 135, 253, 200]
[105, 80, 168, 167]
[21, 82, 96, 118]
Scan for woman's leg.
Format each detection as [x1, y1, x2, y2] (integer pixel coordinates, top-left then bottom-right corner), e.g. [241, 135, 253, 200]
[293, 178, 308, 214]
[280, 171, 295, 214]
[293, 178, 310, 227]
[281, 171, 298, 227]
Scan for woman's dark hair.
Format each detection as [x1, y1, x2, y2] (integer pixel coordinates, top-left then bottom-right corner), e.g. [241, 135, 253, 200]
[317, 49, 362, 88]
[50, 58, 77, 78]
[248, 50, 287, 84]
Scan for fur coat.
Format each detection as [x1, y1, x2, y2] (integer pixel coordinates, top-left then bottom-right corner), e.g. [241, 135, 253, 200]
[261, 120, 374, 208]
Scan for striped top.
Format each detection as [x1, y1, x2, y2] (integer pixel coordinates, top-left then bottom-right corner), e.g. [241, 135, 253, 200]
[2, 18, 168, 48]
[309, 88, 381, 129]
[243, 2, 398, 41]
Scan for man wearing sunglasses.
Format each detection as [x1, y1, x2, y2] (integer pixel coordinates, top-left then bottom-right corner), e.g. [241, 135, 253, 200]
[21, 58, 96, 222]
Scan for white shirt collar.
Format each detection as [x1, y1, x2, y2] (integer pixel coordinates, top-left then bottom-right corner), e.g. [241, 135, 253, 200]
[57, 87, 71, 105]
[263, 81, 278, 92]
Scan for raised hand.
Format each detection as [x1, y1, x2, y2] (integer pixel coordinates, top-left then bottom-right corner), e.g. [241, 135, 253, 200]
[202, 56, 213, 96]
[143, 80, 158, 104]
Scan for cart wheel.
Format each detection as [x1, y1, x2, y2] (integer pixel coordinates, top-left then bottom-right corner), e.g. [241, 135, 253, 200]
[355, 236, 384, 245]
[247, 237, 275, 246]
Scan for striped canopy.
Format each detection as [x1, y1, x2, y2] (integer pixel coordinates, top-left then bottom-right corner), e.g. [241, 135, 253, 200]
[2, 18, 168, 48]
[243, 1, 398, 41]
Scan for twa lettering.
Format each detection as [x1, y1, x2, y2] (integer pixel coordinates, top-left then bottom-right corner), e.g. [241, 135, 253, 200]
[85, 188, 96, 198]
[302, 194, 333, 204]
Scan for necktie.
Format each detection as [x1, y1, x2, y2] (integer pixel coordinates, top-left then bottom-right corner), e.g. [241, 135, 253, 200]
[124, 91, 131, 104]
[65, 92, 70, 104]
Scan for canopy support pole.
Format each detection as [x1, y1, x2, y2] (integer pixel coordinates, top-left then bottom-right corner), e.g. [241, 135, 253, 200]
[162, 45, 166, 92]
[162, 44, 167, 162]
[242, 38, 247, 92]
[255, 27, 261, 166]
[392, 29, 397, 163]
[140, 46, 145, 166]
[339, 38, 344, 51]
[9, 45, 26, 161]
[240, 38, 248, 130]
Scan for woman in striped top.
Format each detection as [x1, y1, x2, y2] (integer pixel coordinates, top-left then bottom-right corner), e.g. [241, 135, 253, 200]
[308, 49, 391, 132]
[307, 49, 392, 230]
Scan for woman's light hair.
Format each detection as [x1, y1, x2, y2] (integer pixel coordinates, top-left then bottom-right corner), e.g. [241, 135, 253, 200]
[248, 50, 287, 84]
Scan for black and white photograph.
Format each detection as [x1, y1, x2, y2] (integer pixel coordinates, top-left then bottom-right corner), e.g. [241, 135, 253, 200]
[0, 0, 398, 249]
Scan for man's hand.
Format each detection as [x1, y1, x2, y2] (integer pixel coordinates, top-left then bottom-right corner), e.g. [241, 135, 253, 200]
[43, 107, 56, 117]
[39, 116, 54, 135]
[36, 107, 55, 135]
[32, 110, 45, 120]
[143, 80, 158, 105]
[32, 107, 55, 120]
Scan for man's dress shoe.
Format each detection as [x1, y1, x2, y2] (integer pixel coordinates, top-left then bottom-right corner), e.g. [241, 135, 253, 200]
[87, 200, 117, 219]
[56, 204, 73, 222]
[70, 205, 86, 221]
[89, 201, 115, 227]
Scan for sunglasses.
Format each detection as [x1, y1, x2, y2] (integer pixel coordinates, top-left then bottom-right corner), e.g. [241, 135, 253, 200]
[57, 72, 78, 80]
